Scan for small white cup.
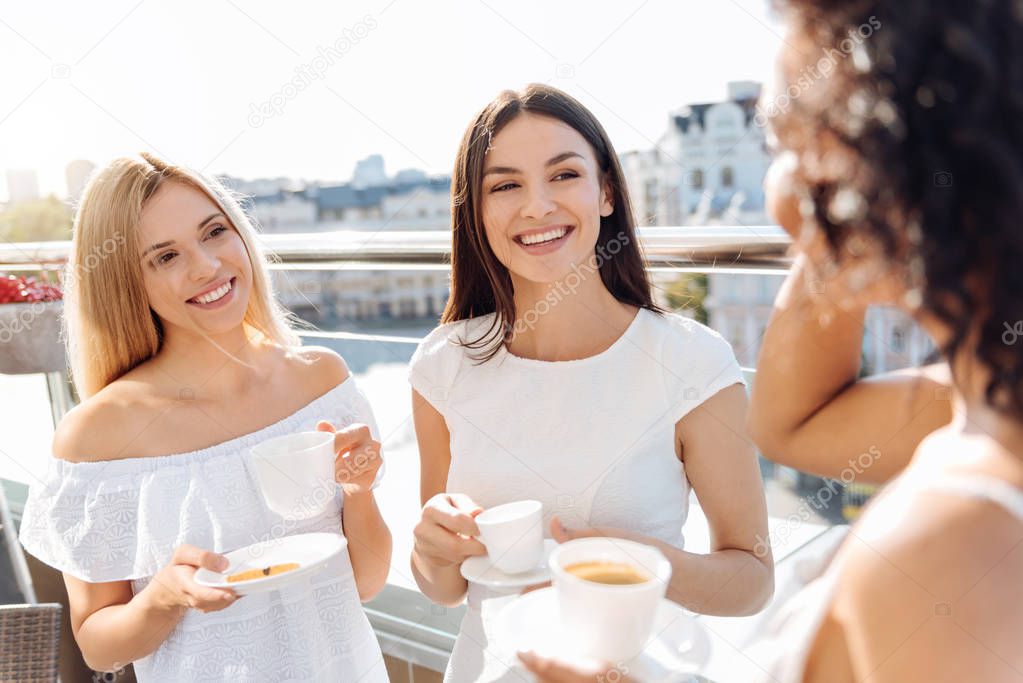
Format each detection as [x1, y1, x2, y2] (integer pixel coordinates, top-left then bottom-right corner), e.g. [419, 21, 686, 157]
[250, 431, 337, 520]
[475, 500, 544, 574]
[550, 537, 672, 662]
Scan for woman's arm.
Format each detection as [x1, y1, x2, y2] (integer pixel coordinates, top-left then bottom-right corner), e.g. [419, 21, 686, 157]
[555, 384, 774, 616]
[318, 421, 392, 602]
[670, 383, 774, 615]
[747, 254, 953, 484]
[340, 490, 392, 602]
[64, 547, 236, 672]
[409, 389, 488, 607]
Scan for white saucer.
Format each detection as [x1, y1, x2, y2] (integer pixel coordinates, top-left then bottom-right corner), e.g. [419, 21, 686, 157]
[194, 532, 346, 596]
[460, 539, 558, 589]
[495, 587, 710, 681]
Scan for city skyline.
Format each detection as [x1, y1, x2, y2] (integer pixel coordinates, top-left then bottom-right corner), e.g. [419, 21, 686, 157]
[0, 0, 786, 200]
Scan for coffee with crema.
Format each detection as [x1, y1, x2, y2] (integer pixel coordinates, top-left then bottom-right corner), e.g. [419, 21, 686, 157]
[564, 561, 650, 585]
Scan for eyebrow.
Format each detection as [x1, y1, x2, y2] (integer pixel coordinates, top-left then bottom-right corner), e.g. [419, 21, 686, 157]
[141, 213, 225, 258]
[482, 151, 584, 177]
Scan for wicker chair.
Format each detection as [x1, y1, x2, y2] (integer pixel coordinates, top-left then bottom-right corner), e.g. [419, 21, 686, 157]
[0, 603, 61, 682]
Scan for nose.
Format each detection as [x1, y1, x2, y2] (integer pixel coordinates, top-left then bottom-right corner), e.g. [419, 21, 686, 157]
[520, 184, 557, 221]
[188, 246, 221, 282]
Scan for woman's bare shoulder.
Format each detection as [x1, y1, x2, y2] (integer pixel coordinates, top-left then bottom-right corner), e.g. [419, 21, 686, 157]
[288, 344, 351, 391]
[52, 378, 165, 464]
[831, 465, 1023, 679]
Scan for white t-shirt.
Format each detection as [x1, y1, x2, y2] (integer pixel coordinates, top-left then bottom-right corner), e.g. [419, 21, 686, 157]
[408, 307, 745, 682]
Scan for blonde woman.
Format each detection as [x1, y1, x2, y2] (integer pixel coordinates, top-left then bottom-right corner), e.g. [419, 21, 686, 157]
[18, 153, 391, 682]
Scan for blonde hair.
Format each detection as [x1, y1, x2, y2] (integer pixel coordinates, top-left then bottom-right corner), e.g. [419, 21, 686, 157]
[65, 152, 301, 398]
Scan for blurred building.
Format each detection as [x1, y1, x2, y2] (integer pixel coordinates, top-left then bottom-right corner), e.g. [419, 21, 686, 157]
[244, 176, 451, 233]
[621, 81, 770, 227]
[65, 160, 96, 202]
[235, 170, 453, 326]
[5, 169, 40, 204]
[352, 154, 387, 189]
[274, 269, 450, 325]
[622, 81, 932, 375]
[704, 271, 934, 372]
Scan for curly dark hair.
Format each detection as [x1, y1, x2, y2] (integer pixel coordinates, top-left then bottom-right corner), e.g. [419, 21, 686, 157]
[771, 0, 1023, 415]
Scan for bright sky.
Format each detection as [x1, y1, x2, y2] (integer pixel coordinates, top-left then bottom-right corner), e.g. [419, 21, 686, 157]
[0, 0, 785, 199]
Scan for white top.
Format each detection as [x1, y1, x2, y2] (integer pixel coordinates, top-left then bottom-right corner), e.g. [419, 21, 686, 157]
[19, 378, 387, 683]
[408, 308, 745, 682]
[749, 469, 1023, 682]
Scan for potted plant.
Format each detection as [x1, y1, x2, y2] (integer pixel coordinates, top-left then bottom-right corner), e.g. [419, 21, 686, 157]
[0, 273, 64, 375]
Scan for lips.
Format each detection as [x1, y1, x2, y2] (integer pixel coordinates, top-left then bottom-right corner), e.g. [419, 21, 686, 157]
[513, 225, 575, 247]
[187, 277, 235, 305]
[511, 226, 576, 257]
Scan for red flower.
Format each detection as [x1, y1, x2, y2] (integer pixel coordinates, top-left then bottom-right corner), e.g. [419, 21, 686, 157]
[0, 274, 63, 304]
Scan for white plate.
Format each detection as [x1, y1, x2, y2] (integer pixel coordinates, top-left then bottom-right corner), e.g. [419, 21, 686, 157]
[460, 539, 558, 589]
[495, 587, 710, 681]
[194, 532, 346, 596]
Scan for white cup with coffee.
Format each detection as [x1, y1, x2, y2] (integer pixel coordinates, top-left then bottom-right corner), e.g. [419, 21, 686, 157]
[549, 537, 672, 662]
[250, 431, 337, 520]
[475, 500, 544, 574]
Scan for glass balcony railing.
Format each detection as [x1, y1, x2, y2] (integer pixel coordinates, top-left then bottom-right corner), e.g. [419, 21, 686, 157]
[1, 226, 904, 681]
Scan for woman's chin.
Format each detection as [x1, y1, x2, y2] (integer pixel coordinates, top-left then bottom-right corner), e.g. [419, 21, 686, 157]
[511, 258, 593, 288]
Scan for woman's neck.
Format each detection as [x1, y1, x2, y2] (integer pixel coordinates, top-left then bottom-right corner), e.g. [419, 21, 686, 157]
[506, 271, 639, 361]
[150, 323, 274, 396]
[939, 336, 1023, 468]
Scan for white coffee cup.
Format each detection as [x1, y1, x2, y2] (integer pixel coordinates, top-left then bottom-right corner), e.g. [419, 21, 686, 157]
[550, 537, 672, 662]
[475, 500, 544, 574]
[250, 431, 337, 520]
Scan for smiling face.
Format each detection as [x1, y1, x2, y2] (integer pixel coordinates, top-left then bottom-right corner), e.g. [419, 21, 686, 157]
[138, 180, 253, 337]
[480, 113, 614, 285]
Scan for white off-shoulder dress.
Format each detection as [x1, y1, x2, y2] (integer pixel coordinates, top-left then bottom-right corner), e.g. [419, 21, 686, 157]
[19, 378, 387, 683]
[408, 308, 746, 683]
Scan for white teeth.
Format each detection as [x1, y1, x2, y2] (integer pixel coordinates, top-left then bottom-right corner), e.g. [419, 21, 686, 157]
[520, 227, 568, 246]
[192, 280, 232, 304]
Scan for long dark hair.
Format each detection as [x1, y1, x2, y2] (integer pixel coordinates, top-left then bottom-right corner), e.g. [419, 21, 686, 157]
[443, 83, 660, 361]
[772, 0, 1023, 415]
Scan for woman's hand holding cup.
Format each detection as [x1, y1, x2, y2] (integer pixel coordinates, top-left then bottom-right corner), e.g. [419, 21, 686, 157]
[413, 493, 488, 569]
[316, 420, 382, 496]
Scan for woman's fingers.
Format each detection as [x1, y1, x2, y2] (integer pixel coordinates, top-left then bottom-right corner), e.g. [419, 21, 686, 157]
[172, 544, 229, 572]
[183, 585, 237, 612]
[517, 651, 618, 682]
[335, 441, 382, 482]
[416, 516, 487, 562]
[331, 423, 373, 456]
[520, 580, 552, 595]
[426, 494, 482, 536]
[447, 493, 484, 516]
